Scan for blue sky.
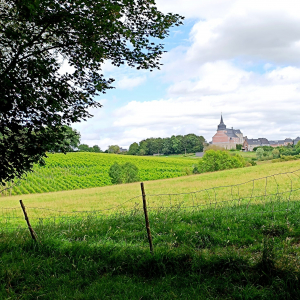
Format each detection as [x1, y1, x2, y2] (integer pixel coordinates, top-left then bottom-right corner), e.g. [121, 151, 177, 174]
[72, 0, 300, 150]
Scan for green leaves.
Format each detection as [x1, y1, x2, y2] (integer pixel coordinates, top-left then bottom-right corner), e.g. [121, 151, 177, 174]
[109, 161, 139, 184]
[0, 0, 183, 182]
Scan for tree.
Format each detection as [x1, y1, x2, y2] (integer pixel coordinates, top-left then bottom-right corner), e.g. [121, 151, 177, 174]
[194, 150, 246, 174]
[108, 162, 139, 184]
[108, 145, 120, 154]
[109, 162, 122, 184]
[0, 0, 183, 183]
[92, 145, 101, 153]
[256, 148, 264, 160]
[78, 144, 91, 152]
[128, 142, 139, 155]
[49, 126, 81, 152]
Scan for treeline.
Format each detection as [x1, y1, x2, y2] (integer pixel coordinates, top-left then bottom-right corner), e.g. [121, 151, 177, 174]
[128, 134, 206, 156]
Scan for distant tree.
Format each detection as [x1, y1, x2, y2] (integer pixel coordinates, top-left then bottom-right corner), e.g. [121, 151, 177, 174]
[78, 144, 91, 152]
[92, 145, 101, 153]
[296, 141, 300, 149]
[108, 145, 120, 154]
[256, 148, 264, 160]
[272, 149, 280, 158]
[128, 142, 139, 155]
[162, 138, 172, 155]
[236, 144, 242, 150]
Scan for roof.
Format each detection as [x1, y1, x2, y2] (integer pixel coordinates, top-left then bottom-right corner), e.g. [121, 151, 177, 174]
[217, 114, 226, 130]
[225, 128, 238, 138]
[245, 138, 269, 145]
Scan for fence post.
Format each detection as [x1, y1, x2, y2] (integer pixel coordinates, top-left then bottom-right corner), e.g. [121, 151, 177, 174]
[19, 200, 37, 241]
[140, 182, 154, 254]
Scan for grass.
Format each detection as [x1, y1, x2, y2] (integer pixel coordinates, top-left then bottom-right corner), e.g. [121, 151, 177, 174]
[1, 159, 300, 213]
[1, 199, 300, 299]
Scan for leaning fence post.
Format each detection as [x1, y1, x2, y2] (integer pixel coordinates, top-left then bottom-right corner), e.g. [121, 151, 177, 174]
[140, 182, 154, 254]
[19, 200, 37, 241]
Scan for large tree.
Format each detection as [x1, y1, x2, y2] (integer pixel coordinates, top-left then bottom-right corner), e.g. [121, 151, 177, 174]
[0, 0, 183, 183]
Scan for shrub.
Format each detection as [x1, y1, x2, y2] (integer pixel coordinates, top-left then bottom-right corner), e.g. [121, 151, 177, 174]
[193, 150, 246, 174]
[121, 162, 140, 183]
[256, 148, 264, 160]
[109, 162, 139, 184]
[108, 162, 122, 184]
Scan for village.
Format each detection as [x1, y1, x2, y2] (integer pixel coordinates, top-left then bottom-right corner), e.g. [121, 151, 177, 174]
[211, 115, 300, 151]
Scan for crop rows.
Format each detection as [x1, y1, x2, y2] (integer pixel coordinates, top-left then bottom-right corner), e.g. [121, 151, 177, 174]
[5, 153, 197, 195]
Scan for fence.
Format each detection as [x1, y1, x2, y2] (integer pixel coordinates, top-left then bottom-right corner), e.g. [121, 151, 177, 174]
[1, 169, 300, 253]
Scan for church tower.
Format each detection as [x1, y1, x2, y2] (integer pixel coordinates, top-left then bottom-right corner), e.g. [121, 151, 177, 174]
[217, 115, 226, 131]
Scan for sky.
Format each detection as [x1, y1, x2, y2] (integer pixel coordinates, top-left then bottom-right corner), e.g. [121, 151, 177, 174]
[73, 0, 300, 150]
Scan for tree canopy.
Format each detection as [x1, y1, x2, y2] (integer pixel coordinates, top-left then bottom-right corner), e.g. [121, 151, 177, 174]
[0, 0, 183, 183]
[128, 134, 206, 156]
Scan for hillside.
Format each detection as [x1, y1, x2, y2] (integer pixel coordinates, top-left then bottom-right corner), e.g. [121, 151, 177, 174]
[1, 152, 197, 196]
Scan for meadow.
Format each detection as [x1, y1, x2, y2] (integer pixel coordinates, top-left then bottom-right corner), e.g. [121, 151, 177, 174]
[0, 153, 198, 196]
[1, 160, 300, 299]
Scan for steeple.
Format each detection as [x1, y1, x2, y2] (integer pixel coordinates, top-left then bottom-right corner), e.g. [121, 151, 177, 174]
[217, 114, 226, 131]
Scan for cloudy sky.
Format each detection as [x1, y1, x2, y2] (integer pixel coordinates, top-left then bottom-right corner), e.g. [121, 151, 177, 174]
[73, 0, 300, 150]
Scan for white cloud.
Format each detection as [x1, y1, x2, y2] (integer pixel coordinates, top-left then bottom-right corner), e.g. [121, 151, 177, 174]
[116, 76, 146, 90]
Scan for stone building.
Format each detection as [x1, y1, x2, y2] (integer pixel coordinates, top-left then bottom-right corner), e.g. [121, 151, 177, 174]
[243, 138, 270, 152]
[212, 115, 244, 150]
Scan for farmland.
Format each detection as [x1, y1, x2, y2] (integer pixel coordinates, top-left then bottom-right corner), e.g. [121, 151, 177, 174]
[1, 153, 197, 196]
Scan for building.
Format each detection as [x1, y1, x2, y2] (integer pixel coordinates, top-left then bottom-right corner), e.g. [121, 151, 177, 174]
[212, 115, 244, 150]
[243, 138, 270, 152]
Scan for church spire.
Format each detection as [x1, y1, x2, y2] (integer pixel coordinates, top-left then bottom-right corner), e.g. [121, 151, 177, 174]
[217, 114, 226, 131]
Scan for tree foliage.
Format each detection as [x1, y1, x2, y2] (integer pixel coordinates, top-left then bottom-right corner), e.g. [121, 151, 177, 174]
[128, 134, 205, 156]
[193, 150, 246, 174]
[0, 0, 183, 183]
[108, 161, 139, 184]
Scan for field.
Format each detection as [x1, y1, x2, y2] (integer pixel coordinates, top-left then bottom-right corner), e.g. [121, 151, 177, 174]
[2, 160, 300, 299]
[1, 153, 198, 196]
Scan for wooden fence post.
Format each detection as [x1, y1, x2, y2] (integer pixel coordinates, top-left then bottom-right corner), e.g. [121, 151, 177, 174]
[19, 200, 37, 241]
[140, 182, 154, 254]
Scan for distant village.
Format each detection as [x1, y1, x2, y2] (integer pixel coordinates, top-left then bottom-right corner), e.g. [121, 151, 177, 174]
[211, 115, 300, 151]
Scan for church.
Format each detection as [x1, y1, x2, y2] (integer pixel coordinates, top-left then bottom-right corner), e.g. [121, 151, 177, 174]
[212, 115, 244, 150]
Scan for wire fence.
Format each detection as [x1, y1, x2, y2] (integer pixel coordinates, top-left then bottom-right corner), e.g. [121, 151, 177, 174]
[1, 169, 300, 252]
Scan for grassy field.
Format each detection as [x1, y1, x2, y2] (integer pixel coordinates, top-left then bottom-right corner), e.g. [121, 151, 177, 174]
[1, 198, 300, 299]
[1, 160, 300, 299]
[0, 153, 198, 196]
[1, 160, 300, 218]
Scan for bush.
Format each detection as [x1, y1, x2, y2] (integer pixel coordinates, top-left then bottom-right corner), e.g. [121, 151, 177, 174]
[108, 162, 122, 184]
[109, 162, 139, 184]
[193, 150, 246, 174]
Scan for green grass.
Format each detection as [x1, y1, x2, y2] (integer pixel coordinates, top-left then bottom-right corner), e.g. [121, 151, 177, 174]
[1, 159, 300, 214]
[1, 199, 300, 299]
[1, 153, 198, 196]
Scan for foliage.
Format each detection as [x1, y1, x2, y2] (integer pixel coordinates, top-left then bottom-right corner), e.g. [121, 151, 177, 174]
[121, 162, 139, 183]
[194, 150, 246, 174]
[272, 149, 280, 159]
[236, 144, 243, 150]
[0, 0, 183, 183]
[78, 144, 102, 152]
[109, 162, 123, 184]
[128, 134, 205, 156]
[109, 162, 139, 184]
[272, 155, 300, 163]
[2, 153, 197, 195]
[256, 148, 264, 160]
[108, 145, 120, 154]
